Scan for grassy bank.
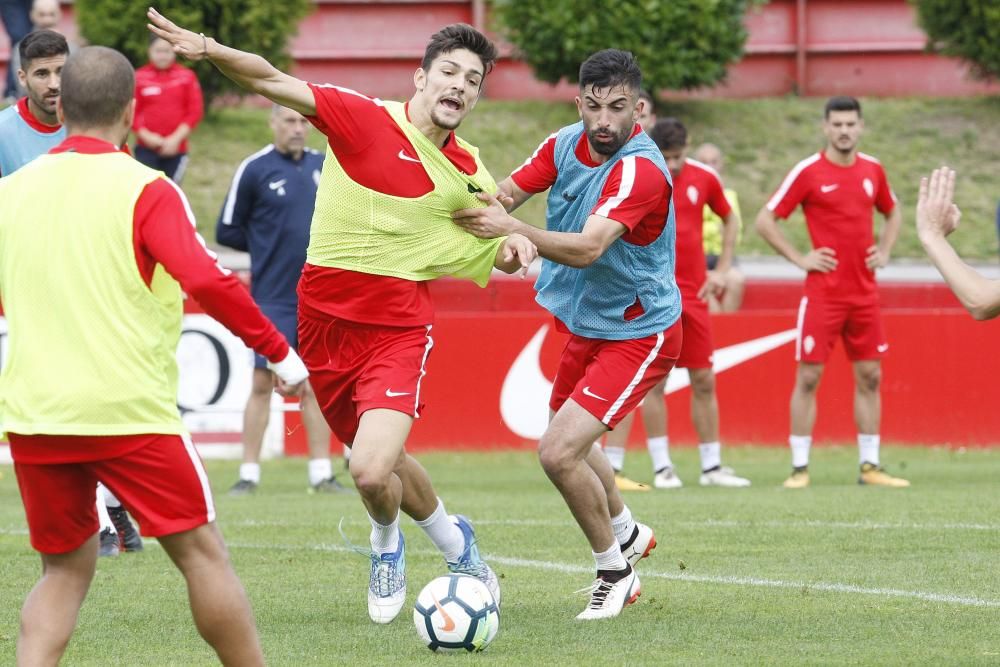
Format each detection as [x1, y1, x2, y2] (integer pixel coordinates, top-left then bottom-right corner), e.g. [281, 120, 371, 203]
[146, 95, 1000, 261]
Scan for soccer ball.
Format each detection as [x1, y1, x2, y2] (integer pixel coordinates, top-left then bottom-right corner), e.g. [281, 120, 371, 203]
[413, 574, 500, 653]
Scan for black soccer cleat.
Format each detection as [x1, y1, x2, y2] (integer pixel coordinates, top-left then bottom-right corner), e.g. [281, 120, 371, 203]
[108, 506, 143, 552]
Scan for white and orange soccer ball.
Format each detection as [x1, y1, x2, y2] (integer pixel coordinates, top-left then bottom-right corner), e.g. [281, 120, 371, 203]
[413, 574, 500, 653]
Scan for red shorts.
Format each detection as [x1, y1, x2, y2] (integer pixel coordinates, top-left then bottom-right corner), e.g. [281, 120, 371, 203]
[795, 296, 888, 363]
[298, 312, 434, 444]
[676, 298, 714, 369]
[9, 433, 215, 555]
[549, 321, 682, 428]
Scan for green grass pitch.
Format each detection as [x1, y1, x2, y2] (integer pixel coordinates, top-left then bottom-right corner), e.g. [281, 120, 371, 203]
[0, 445, 997, 665]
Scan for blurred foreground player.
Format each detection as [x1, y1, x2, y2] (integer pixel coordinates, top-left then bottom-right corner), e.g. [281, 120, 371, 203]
[0, 46, 309, 666]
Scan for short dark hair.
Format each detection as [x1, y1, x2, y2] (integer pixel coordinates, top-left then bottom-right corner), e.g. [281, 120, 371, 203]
[638, 89, 654, 112]
[60, 46, 135, 129]
[824, 95, 861, 118]
[18, 29, 68, 69]
[579, 49, 642, 95]
[422, 24, 498, 77]
[650, 117, 687, 151]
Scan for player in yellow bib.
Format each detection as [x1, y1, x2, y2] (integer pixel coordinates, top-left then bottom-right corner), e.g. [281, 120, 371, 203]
[149, 10, 535, 624]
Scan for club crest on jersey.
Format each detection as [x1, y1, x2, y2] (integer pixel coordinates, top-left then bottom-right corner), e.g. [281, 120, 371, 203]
[562, 191, 578, 203]
[863, 178, 874, 198]
[686, 185, 699, 205]
[312, 170, 321, 187]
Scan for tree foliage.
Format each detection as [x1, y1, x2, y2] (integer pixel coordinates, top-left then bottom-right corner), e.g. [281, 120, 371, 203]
[76, 0, 312, 105]
[493, 0, 759, 92]
[914, 0, 1000, 80]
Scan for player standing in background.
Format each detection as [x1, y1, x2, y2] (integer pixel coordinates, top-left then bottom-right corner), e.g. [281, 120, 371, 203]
[454, 49, 673, 620]
[636, 88, 656, 133]
[217, 104, 348, 496]
[0, 29, 144, 556]
[132, 34, 203, 183]
[0, 29, 64, 175]
[0, 0, 31, 103]
[695, 142, 746, 312]
[148, 9, 537, 624]
[917, 167, 1000, 319]
[755, 95, 908, 488]
[0, 46, 311, 666]
[602, 118, 750, 491]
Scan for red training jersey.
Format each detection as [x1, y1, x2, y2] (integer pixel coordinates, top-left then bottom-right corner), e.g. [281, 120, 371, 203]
[133, 63, 204, 154]
[670, 158, 731, 297]
[767, 151, 896, 300]
[511, 124, 672, 247]
[300, 84, 482, 327]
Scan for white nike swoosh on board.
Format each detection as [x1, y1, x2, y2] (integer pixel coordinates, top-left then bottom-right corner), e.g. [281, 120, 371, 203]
[500, 326, 798, 440]
[397, 150, 421, 163]
[385, 389, 411, 397]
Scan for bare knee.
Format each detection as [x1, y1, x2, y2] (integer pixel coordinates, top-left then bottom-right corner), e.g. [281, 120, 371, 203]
[690, 369, 715, 397]
[856, 365, 881, 393]
[350, 458, 395, 498]
[538, 437, 578, 479]
[795, 365, 823, 394]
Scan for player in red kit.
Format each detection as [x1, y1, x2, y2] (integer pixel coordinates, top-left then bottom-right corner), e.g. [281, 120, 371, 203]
[755, 96, 908, 488]
[602, 118, 750, 490]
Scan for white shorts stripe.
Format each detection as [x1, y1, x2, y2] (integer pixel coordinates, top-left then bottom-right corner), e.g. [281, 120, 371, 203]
[413, 325, 434, 418]
[602, 332, 665, 424]
[181, 433, 216, 524]
[795, 296, 809, 362]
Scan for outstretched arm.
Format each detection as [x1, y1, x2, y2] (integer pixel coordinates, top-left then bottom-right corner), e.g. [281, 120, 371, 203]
[147, 7, 315, 116]
[454, 193, 625, 268]
[917, 167, 1000, 320]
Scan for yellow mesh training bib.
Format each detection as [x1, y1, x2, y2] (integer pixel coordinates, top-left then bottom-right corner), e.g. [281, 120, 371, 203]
[0, 152, 185, 435]
[307, 101, 505, 287]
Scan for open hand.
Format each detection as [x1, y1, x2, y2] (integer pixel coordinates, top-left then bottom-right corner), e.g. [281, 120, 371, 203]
[800, 247, 837, 273]
[147, 7, 208, 61]
[916, 167, 962, 240]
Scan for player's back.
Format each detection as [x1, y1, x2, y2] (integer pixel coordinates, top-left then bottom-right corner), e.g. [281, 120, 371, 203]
[0, 150, 185, 435]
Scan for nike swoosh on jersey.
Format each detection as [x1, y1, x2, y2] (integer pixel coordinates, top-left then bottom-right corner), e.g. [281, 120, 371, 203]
[499, 325, 799, 439]
[397, 150, 421, 163]
[269, 179, 287, 190]
[820, 184, 839, 193]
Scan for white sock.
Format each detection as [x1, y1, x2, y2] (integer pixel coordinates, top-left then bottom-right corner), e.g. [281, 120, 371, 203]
[239, 462, 261, 484]
[414, 499, 465, 562]
[610, 506, 636, 546]
[96, 496, 115, 533]
[593, 542, 628, 572]
[99, 483, 122, 508]
[604, 445, 626, 472]
[858, 434, 880, 466]
[308, 458, 332, 486]
[790, 435, 812, 468]
[369, 513, 400, 555]
[647, 436, 672, 472]
[698, 441, 722, 472]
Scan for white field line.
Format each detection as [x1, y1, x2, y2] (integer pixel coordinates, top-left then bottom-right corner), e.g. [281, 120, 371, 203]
[0, 527, 995, 608]
[216, 541, 998, 610]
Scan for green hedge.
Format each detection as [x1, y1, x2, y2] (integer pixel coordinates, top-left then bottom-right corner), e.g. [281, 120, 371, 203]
[493, 0, 760, 92]
[914, 0, 1000, 80]
[76, 0, 312, 105]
